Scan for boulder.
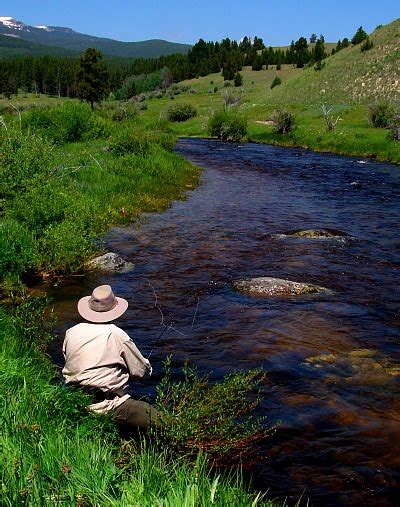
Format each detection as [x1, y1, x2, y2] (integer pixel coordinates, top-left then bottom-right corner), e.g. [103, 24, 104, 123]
[86, 252, 134, 273]
[232, 276, 328, 296]
[283, 229, 349, 239]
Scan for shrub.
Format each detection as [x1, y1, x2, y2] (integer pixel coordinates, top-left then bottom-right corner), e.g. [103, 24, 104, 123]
[369, 102, 396, 128]
[164, 102, 197, 122]
[108, 128, 153, 156]
[0, 219, 38, 279]
[154, 359, 274, 463]
[111, 102, 139, 122]
[223, 80, 232, 87]
[213, 86, 218, 93]
[233, 72, 243, 87]
[276, 63, 282, 70]
[388, 115, 400, 141]
[270, 76, 282, 89]
[0, 129, 52, 200]
[272, 109, 295, 134]
[108, 128, 176, 156]
[361, 38, 374, 52]
[208, 108, 247, 141]
[22, 102, 93, 144]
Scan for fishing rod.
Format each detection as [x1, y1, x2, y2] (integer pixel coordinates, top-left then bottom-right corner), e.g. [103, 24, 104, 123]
[147, 318, 175, 359]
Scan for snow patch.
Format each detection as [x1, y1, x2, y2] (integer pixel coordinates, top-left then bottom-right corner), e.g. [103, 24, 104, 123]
[35, 25, 51, 32]
[0, 16, 25, 30]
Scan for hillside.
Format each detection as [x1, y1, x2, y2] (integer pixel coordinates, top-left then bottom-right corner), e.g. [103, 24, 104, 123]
[0, 33, 77, 58]
[272, 19, 400, 104]
[0, 17, 191, 58]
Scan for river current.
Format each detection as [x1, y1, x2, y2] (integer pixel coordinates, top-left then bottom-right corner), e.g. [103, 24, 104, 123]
[48, 139, 400, 505]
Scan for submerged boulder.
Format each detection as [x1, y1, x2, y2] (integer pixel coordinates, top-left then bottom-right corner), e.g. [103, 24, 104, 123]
[87, 252, 134, 272]
[232, 276, 328, 296]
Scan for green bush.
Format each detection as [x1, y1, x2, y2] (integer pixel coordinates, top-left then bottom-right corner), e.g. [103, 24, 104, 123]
[22, 102, 96, 144]
[111, 102, 139, 122]
[154, 359, 273, 463]
[0, 219, 38, 279]
[164, 102, 198, 122]
[360, 38, 374, 52]
[0, 129, 52, 200]
[234, 72, 243, 87]
[109, 128, 176, 156]
[270, 76, 282, 89]
[369, 102, 396, 128]
[208, 108, 247, 141]
[272, 109, 295, 134]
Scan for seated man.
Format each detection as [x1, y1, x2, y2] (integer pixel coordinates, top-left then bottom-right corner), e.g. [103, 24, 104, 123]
[62, 284, 158, 429]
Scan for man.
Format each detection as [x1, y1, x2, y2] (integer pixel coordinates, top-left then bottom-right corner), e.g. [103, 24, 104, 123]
[62, 284, 158, 429]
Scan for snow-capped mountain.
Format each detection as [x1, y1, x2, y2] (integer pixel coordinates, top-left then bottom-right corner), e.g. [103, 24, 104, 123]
[0, 16, 191, 58]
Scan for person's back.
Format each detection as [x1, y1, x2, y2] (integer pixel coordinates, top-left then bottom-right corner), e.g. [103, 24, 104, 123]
[62, 285, 158, 428]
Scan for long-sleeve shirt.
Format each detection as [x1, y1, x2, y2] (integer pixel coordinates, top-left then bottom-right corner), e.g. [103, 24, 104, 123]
[62, 322, 152, 413]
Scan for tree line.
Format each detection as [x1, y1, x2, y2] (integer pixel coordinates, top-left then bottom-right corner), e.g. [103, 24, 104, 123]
[0, 27, 369, 100]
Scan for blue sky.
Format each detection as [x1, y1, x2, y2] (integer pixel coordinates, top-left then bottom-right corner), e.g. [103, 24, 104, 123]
[2, 0, 399, 44]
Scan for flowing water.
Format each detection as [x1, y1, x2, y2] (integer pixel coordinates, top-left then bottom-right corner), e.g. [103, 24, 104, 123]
[47, 139, 400, 505]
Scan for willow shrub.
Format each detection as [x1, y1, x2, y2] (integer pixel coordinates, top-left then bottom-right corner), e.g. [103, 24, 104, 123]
[153, 357, 274, 465]
[164, 102, 198, 122]
[208, 108, 248, 141]
[108, 127, 176, 156]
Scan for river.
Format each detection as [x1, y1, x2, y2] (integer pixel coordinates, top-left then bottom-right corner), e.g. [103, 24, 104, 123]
[47, 138, 400, 505]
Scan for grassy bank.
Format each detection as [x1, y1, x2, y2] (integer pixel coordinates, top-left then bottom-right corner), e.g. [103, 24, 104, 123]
[135, 66, 399, 164]
[0, 103, 278, 505]
[0, 301, 275, 506]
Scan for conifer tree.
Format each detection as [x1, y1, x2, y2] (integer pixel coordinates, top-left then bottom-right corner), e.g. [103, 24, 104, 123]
[351, 26, 368, 45]
[76, 48, 109, 109]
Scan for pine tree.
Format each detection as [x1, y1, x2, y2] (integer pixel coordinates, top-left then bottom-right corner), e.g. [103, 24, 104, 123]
[76, 48, 109, 109]
[310, 33, 317, 43]
[351, 26, 368, 45]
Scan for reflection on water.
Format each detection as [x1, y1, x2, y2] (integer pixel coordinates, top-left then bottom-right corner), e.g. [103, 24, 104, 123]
[46, 139, 400, 505]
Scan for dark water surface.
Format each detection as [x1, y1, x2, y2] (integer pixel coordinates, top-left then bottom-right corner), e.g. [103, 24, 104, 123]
[47, 139, 400, 505]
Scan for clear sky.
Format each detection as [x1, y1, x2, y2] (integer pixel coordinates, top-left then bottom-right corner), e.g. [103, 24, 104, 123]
[2, 0, 399, 45]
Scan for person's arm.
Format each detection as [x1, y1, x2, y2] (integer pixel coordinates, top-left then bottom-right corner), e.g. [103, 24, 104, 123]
[121, 340, 152, 379]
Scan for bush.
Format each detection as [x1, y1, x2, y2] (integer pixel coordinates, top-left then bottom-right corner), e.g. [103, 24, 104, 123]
[154, 359, 274, 463]
[369, 102, 396, 128]
[270, 76, 282, 89]
[0, 219, 38, 279]
[234, 72, 243, 87]
[272, 109, 295, 134]
[208, 108, 247, 141]
[111, 102, 139, 122]
[108, 128, 176, 156]
[0, 129, 52, 200]
[164, 102, 197, 122]
[22, 102, 94, 144]
[361, 38, 374, 52]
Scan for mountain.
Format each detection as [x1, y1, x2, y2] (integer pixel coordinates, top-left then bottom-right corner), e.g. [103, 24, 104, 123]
[0, 33, 77, 58]
[0, 16, 191, 58]
[272, 18, 400, 104]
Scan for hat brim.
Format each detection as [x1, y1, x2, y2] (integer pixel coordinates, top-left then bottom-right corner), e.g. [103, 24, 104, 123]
[77, 296, 128, 323]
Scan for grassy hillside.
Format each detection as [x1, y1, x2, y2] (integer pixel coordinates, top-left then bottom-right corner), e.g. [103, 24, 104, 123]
[273, 19, 400, 104]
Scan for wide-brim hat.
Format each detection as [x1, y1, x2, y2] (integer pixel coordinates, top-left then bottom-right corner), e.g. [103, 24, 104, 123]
[78, 285, 128, 323]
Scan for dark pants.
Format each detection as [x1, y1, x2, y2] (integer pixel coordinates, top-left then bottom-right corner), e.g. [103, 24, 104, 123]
[112, 398, 159, 430]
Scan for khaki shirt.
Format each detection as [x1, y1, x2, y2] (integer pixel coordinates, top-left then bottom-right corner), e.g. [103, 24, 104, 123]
[62, 323, 152, 413]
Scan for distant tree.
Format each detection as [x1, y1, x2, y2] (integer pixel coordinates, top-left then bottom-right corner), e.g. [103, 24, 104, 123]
[270, 76, 282, 89]
[233, 72, 243, 87]
[253, 36, 265, 50]
[351, 26, 368, 45]
[294, 37, 309, 68]
[251, 54, 263, 71]
[342, 38, 350, 48]
[313, 38, 326, 62]
[239, 36, 252, 53]
[319, 34, 325, 43]
[76, 48, 109, 109]
[310, 33, 317, 43]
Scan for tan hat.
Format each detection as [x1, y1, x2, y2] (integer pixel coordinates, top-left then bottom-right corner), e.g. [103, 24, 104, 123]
[77, 285, 128, 323]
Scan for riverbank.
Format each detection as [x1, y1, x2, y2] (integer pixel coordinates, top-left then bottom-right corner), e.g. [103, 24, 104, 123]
[0, 106, 277, 505]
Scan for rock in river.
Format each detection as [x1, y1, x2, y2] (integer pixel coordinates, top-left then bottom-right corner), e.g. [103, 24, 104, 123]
[232, 276, 328, 296]
[87, 252, 134, 273]
[280, 229, 350, 239]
